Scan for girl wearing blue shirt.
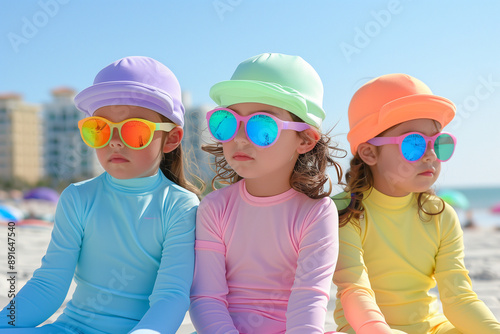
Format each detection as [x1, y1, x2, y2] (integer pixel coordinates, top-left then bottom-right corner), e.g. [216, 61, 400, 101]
[0, 56, 200, 334]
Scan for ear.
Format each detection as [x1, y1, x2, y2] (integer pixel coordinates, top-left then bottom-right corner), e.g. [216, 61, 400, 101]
[163, 127, 183, 153]
[296, 128, 320, 154]
[357, 142, 378, 166]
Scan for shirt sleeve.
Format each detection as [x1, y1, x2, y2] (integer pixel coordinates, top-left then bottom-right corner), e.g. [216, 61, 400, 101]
[434, 206, 500, 333]
[0, 186, 84, 328]
[333, 221, 393, 334]
[131, 195, 198, 334]
[189, 200, 239, 334]
[286, 199, 339, 333]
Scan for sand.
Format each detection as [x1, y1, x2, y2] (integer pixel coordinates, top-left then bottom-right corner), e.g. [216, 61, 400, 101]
[0, 223, 499, 333]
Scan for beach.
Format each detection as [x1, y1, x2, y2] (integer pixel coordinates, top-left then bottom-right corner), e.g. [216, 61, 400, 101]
[0, 223, 499, 333]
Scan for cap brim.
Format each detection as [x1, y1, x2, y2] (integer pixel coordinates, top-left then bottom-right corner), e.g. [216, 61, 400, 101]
[348, 94, 456, 155]
[74, 81, 184, 126]
[381, 94, 455, 128]
[209, 80, 324, 128]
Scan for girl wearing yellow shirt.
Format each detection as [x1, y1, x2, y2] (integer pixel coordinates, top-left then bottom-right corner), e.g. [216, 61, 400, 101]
[333, 73, 500, 334]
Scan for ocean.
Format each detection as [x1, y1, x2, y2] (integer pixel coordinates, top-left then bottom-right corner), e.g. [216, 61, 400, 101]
[439, 186, 500, 228]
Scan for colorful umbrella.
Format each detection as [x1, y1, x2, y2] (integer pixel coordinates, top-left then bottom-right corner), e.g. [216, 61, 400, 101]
[0, 204, 23, 222]
[437, 189, 470, 210]
[491, 202, 500, 214]
[23, 187, 60, 203]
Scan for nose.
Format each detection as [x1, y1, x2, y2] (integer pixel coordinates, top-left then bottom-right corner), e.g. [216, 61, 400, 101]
[233, 122, 250, 145]
[421, 140, 437, 162]
[108, 128, 124, 148]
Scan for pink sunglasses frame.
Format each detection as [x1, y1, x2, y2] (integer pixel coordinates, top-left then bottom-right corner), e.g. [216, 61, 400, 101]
[206, 107, 311, 147]
[367, 131, 457, 162]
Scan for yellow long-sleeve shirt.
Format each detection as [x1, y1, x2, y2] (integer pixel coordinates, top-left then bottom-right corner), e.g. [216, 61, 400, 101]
[333, 188, 500, 334]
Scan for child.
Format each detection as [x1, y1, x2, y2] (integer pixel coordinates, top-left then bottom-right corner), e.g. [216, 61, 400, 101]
[0, 56, 200, 333]
[189, 53, 345, 333]
[333, 73, 500, 334]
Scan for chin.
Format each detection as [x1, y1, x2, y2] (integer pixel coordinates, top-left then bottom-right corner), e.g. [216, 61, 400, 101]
[413, 183, 436, 194]
[105, 167, 138, 179]
[107, 172, 133, 179]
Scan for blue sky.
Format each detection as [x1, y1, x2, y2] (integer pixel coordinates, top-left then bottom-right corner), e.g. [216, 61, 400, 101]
[1, 0, 500, 188]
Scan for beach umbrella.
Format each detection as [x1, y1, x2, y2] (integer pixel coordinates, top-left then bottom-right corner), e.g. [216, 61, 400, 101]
[0, 204, 23, 222]
[23, 187, 60, 203]
[437, 189, 470, 210]
[491, 202, 500, 214]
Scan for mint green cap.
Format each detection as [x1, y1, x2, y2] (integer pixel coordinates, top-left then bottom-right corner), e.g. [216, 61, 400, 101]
[209, 53, 325, 128]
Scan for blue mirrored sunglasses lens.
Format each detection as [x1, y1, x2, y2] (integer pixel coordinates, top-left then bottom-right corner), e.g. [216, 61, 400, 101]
[434, 134, 455, 161]
[401, 133, 426, 161]
[247, 114, 278, 147]
[209, 110, 237, 141]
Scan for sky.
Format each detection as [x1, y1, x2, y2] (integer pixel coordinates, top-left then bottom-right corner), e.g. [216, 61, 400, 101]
[1, 0, 500, 189]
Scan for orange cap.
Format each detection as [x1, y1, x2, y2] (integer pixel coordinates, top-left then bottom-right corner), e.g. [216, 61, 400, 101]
[347, 73, 456, 155]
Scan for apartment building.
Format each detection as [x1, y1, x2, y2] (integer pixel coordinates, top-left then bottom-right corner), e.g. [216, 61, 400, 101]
[43, 87, 101, 183]
[0, 93, 43, 185]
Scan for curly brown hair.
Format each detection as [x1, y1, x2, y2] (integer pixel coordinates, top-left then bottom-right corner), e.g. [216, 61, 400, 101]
[338, 153, 445, 228]
[202, 123, 346, 199]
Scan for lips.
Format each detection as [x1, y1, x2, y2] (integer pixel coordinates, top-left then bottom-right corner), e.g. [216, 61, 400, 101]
[232, 152, 253, 161]
[419, 169, 435, 176]
[109, 154, 129, 163]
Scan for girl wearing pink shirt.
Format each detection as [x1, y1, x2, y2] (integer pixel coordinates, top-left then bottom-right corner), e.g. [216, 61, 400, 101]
[189, 53, 345, 333]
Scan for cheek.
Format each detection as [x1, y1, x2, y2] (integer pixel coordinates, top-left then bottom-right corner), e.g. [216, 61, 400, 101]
[396, 161, 418, 180]
[379, 144, 399, 159]
[95, 148, 108, 164]
[142, 140, 164, 161]
[434, 161, 442, 174]
[222, 142, 232, 160]
[134, 134, 165, 160]
[379, 150, 417, 179]
[380, 145, 409, 166]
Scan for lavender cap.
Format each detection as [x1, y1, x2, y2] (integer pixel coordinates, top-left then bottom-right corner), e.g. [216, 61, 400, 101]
[74, 56, 185, 126]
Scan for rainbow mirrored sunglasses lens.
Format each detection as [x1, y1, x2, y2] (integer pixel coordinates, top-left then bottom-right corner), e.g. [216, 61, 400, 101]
[119, 120, 154, 148]
[78, 117, 174, 150]
[208, 109, 237, 141]
[433, 133, 455, 161]
[247, 114, 279, 147]
[208, 109, 279, 147]
[400, 133, 426, 161]
[80, 118, 111, 148]
[401, 133, 455, 162]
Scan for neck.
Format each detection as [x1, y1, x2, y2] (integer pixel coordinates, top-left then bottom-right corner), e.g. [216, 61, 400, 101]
[244, 174, 293, 197]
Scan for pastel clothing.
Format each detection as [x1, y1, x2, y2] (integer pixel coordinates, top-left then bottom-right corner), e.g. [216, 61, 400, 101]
[190, 180, 339, 334]
[333, 188, 500, 334]
[0, 171, 199, 333]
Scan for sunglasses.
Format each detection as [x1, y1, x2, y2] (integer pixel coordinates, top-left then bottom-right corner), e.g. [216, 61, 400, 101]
[206, 107, 310, 147]
[367, 132, 456, 162]
[78, 116, 176, 150]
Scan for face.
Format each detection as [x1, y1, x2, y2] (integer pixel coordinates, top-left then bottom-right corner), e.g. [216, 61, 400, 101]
[368, 119, 442, 197]
[221, 103, 306, 195]
[93, 105, 166, 179]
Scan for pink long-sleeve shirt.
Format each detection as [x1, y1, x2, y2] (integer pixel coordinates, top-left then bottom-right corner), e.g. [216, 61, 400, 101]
[190, 180, 339, 334]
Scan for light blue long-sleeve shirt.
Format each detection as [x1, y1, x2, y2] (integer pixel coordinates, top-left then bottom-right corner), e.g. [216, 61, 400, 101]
[0, 171, 199, 333]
